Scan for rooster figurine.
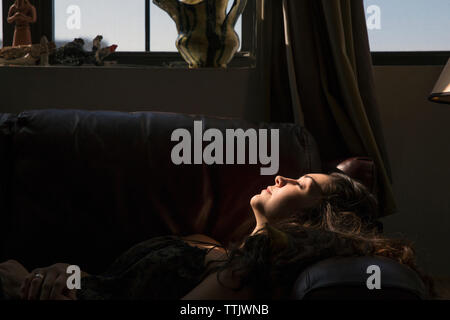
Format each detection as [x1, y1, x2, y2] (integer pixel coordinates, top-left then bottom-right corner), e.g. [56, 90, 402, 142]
[52, 35, 117, 66]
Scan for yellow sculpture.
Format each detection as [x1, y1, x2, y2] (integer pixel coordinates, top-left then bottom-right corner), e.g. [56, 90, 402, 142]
[153, 0, 247, 68]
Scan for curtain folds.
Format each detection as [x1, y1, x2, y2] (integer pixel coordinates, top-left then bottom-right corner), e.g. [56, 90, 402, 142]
[263, 0, 397, 216]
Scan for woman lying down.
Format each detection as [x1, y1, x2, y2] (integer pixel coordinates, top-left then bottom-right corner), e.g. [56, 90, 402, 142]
[0, 172, 435, 300]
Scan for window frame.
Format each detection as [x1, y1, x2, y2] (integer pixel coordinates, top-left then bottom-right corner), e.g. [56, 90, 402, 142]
[371, 52, 450, 66]
[3, 1, 448, 67]
[1, 0, 258, 67]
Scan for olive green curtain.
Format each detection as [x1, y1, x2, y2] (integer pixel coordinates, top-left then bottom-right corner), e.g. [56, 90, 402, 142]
[261, 0, 397, 216]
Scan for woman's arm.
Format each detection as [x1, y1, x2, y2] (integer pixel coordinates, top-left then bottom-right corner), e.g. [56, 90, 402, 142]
[181, 268, 253, 300]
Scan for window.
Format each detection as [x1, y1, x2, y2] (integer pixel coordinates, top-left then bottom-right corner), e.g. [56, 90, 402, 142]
[1, 0, 254, 67]
[54, 0, 147, 51]
[364, 0, 450, 52]
[54, 0, 243, 53]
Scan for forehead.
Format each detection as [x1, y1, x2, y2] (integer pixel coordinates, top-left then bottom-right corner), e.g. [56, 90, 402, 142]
[302, 173, 329, 183]
[300, 174, 330, 193]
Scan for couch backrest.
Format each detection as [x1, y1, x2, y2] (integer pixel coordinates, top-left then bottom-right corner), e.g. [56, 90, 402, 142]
[0, 109, 321, 273]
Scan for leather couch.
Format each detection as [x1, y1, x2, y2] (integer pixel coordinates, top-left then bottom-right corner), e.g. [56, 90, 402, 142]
[0, 109, 428, 299]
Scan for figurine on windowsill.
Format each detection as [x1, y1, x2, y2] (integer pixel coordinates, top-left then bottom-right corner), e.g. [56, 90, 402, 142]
[7, 0, 37, 47]
[0, 36, 56, 66]
[40, 35, 50, 66]
[51, 35, 118, 66]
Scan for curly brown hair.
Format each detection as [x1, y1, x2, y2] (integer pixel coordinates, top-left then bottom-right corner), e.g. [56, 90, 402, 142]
[208, 172, 435, 299]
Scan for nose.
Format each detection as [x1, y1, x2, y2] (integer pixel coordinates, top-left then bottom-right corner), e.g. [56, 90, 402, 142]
[275, 175, 298, 187]
[275, 176, 286, 187]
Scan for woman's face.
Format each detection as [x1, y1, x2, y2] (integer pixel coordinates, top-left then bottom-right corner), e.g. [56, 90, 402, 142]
[250, 173, 331, 220]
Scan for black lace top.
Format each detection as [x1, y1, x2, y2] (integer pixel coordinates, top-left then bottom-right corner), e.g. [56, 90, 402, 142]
[77, 235, 220, 300]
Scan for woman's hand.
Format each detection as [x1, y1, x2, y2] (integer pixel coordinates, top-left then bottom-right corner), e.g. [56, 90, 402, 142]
[21, 263, 77, 300]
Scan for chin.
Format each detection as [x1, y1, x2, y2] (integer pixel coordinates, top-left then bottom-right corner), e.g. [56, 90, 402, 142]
[250, 194, 260, 207]
[250, 195, 266, 212]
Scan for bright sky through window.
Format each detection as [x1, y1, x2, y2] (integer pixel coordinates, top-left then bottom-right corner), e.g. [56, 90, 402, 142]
[54, 0, 242, 52]
[22, 0, 450, 53]
[55, 0, 146, 51]
[364, 0, 450, 51]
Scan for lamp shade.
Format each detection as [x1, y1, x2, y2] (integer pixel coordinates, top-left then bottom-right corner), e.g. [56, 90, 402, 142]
[429, 57, 450, 104]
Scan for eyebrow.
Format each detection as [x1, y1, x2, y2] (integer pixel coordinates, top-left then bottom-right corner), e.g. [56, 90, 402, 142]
[302, 175, 324, 195]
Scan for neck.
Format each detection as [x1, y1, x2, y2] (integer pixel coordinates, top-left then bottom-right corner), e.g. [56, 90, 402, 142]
[236, 208, 269, 249]
[250, 209, 268, 236]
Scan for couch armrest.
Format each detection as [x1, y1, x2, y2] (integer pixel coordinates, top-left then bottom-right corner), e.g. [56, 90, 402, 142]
[291, 256, 429, 300]
[323, 156, 377, 194]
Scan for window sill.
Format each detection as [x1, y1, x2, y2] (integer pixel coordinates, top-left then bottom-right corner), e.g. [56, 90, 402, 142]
[0, 64, 256, 71]
[0, 52, 257, 70]
[372, 52, 450, 66]
[103, 51, 257, 68]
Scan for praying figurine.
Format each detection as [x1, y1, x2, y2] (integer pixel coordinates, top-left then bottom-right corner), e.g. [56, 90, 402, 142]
[7, 0, 37, 47]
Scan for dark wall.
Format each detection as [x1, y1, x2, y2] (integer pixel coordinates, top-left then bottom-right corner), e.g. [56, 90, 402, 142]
[373, 65, 450, 278]
[0, 66, 267, 121]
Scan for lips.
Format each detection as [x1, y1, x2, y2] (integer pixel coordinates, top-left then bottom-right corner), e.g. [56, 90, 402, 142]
[266, 187, 272, 195]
